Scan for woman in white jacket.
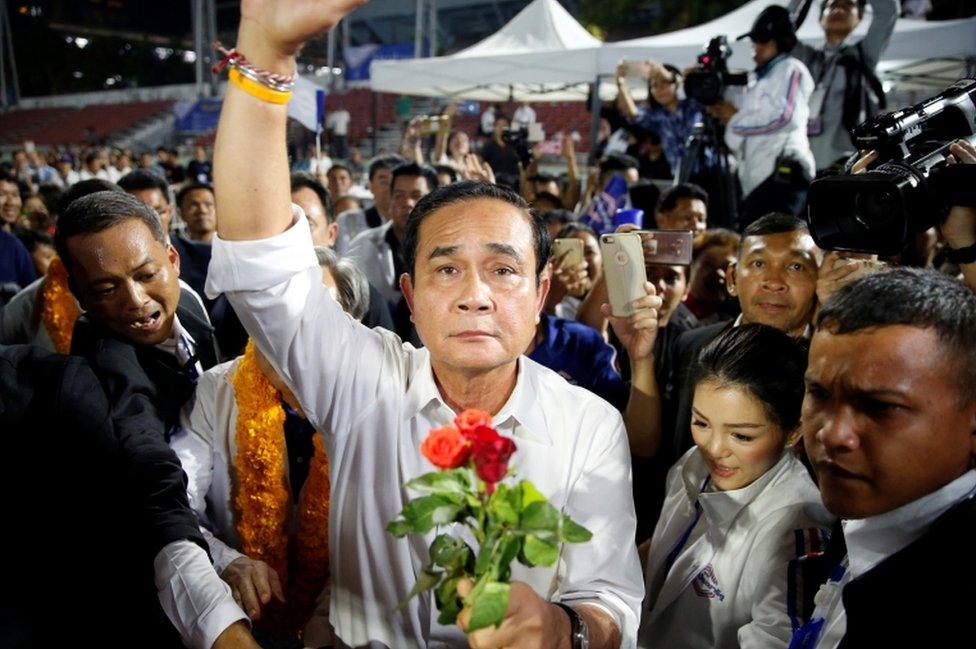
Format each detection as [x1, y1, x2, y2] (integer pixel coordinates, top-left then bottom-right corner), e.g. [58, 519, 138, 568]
[638, 324, 833, 649]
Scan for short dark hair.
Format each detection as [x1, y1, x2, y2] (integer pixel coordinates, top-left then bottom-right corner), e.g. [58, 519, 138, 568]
[368, 154, 407, 182]
[816, 267, 976, 405]
[290, 172, 334, 223]
[530, 191, 563, 211]
[739, 212, 809, 256]
[391, 162, 440, 194]
[17, 229, 54, 253]
[57, 179, 122, 216]
[599, 153, 639, 175]
[657, 182, 709, 214]
[327, 163, 352, 178]
[540, 209, 573, 228]
[175, 182, 214, 209]
[55, 191, 166, 269]
[434, 164, 459, 184]
[403, 180, 550, 283]
[117, 169, 170, 203]
[84, 151, 100, 166]
[689, 323, 808, 432]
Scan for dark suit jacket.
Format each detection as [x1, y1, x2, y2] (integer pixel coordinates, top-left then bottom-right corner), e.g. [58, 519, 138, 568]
[0, 344, 206, 648]
[71, 287, 219, 434]
[839, 492, 976, 647]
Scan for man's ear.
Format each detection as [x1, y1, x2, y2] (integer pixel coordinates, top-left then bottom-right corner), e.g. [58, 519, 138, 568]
[167, 243, 181, 276]
[327, 222, 340, 246]
[726, 260, 738, 297]
[535, 268, 552, 324]
[399, 273, 415, 322]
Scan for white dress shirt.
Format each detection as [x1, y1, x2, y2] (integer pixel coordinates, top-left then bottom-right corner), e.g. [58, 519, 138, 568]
[205, 208, 644, 649]
[806, 469, 976, 649]
[344, 220, 400, 306]
[155, 540, 249, 649]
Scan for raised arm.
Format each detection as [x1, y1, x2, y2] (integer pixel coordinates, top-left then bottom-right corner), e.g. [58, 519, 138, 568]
[214, 0, 365, 242]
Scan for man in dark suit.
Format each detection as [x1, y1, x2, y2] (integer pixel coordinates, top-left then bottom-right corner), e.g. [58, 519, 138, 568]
[792, 267, 976, 647]
[54, 190, 219, 434]
[0, 343, 253, 648]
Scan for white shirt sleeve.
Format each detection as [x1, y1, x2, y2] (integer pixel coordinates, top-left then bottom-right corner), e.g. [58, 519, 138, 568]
[154, 539, 248, 649]
[557, 415, 644, 647]
[728, 61, 809, 137]
[206, 207, 398, 438]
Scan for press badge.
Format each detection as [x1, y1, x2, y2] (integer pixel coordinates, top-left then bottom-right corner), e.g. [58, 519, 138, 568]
[807, 86, 826, 136]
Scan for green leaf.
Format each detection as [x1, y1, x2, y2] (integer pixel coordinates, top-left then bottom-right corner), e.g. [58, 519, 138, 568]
[520, 500, 561, 537]
[406, 469, 473, 497]
[435, 574, 464, 626]
[393, 567, 443, 613]
[388, 495, 464, 536]
[466, 581, 511, 632]
[430, 534, 473, 572]
[474, 529, 500, 575]
[519, 480, 546, 508]
[561, 516, 593, 544]
[522, 533, 559, 567]
[488, 485, 519, 527]
[494, 534, 522, 583]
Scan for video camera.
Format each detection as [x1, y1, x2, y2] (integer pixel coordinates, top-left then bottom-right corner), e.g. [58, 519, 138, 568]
[807, 78, 976, 256]
[502, 122, 545, 167]
[684, 36, 748, 106]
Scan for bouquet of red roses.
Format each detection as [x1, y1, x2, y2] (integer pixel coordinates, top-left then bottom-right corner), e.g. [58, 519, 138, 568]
[387, 409, 592, 632]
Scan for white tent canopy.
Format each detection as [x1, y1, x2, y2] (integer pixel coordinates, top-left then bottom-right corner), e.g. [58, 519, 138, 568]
[598, 0, 976, 77]
[369, 0, 602, 101]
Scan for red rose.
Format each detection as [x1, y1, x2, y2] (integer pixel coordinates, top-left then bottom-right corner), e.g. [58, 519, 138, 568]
[454, 409, 493, 440]
[468, 426, 517, 492]
[420, 426, 471, 469]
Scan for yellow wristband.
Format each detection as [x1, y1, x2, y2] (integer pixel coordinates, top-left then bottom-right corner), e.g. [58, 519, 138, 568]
[229, 68, 293, 104]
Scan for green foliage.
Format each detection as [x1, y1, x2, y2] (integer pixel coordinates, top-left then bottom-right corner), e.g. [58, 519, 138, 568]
[390, 468, 593, 632]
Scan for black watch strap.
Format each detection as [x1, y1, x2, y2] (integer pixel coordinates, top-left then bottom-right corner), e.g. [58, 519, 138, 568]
[946, 242, 976, 265]
[555, 602, 589, 649]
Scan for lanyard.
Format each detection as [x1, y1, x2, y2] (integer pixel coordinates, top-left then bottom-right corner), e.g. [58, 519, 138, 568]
[787, 563, 848, 649]
[663, 476, 710, 574]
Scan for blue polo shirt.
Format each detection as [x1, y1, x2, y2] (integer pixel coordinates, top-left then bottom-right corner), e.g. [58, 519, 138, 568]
[528, 313, 629, 411]
[0, 230, 37, 289]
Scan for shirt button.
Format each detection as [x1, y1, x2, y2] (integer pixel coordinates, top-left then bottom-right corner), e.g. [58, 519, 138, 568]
[297, 457, 304, 464]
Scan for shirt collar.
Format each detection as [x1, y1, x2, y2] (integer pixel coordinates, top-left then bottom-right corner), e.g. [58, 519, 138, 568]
[404, 351, 552, 447]
[756, 52, 789, 79]
[682, 449, 791, 528]
[154, 313, 195, 359]
[843, 470, 976, 578]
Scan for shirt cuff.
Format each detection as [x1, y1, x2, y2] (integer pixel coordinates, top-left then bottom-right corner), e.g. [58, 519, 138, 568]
[154, 539, 249, 649]
[205, 204, 319, 299]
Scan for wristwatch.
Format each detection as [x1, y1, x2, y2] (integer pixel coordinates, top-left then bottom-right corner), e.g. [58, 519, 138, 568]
[555, 602, 589, 649]
[946, 242, 976, 265]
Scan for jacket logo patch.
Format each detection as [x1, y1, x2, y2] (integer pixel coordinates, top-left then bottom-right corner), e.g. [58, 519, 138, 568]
[692, 564, 726, 601]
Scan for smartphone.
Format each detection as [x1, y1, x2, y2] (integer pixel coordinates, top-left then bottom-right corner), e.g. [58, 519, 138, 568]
[636, 229, 694, 266]
[418, 115, 451, 135]
[600, 232, 647, 317]
[552, 237, 584, 268]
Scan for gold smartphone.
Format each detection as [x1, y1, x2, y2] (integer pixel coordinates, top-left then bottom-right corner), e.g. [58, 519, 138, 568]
[552, 237, 584, 268]
[600, 232, 647, 317]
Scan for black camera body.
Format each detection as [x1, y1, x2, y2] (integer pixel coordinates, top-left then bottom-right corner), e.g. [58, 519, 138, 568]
[807, 78, 976, 255]
[502, 127, 534, 167]
[684, 36, 748, 106]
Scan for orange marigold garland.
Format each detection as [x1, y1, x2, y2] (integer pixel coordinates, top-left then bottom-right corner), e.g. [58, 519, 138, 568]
[41, 257, 80, 355]
[231, 341, 330, 634]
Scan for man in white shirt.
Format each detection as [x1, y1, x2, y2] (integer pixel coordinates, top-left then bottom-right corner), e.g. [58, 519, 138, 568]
[207, 3, 652, 647]
[325, 107, 351, 159]
[512, 101, 537, 129]
[334, 154, 405, 253]
[795, 267, 976, 647]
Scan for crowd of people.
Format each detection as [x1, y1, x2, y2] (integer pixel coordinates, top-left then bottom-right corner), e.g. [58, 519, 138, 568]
[2, 0, 976, 648]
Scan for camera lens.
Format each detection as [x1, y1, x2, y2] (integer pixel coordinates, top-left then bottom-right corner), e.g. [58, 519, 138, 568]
[854, 189, 896, 228]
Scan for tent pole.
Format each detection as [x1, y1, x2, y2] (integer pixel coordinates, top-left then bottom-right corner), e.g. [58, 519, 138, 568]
[587, 75, 602, 162]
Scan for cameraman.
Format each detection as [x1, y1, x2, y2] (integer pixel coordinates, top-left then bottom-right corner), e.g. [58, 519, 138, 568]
[789, 0, 900, 172]
[707, 6, 816, 227]
[479, 113, 521, 189]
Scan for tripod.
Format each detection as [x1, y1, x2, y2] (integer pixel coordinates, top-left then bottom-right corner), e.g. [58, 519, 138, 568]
[675, 115, 739, 230]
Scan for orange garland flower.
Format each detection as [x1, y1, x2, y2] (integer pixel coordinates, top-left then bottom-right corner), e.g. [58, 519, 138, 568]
[41, 257, 80, 355]
[231, 341, 330, 635]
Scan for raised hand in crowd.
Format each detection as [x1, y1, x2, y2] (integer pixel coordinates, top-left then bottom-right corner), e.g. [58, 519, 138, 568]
[458, 152, 495, 184]
[816, 251, 885, 306]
